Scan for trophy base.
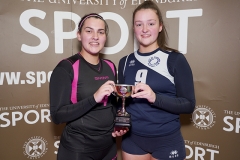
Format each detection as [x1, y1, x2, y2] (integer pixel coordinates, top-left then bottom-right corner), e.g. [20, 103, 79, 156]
[114, 114, 131, 129]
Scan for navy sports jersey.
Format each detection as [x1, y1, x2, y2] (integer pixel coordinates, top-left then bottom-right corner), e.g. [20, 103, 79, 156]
[50, 53, 117, 152]
[118, 48, 195, 137]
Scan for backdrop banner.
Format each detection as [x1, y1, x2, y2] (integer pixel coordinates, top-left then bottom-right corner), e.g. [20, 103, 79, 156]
[0, 0, 240, 159]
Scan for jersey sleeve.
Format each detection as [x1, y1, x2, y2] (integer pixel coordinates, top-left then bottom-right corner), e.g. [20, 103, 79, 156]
[49, 60, 97, 124]
[153, 53, 196, 114]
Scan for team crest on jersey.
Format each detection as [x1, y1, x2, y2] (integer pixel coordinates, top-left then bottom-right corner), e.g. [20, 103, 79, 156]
[148, 56, 160, 67]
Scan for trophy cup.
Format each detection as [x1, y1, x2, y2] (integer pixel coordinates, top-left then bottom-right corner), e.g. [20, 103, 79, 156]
[113, 84, 134, 129]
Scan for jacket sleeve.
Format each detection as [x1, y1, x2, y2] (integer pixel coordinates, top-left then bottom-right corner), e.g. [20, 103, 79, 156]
[152, 53, 196, 114]
[49, 60, 97, 124]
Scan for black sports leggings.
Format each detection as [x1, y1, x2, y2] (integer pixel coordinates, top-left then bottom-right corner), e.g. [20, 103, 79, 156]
[57, 143, 117, 160]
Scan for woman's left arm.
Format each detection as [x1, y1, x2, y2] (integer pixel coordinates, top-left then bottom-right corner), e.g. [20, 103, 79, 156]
[153, 53, 196, 114]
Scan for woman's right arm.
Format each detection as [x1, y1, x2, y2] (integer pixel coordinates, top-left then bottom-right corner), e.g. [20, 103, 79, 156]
[49, 61, 97, 124]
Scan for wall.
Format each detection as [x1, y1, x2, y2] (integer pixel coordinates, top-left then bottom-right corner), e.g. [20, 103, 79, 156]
[0, 0, 240, 159]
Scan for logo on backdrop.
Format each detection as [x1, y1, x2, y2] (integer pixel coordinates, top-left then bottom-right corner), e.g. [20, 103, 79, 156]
[192, 105, 216, 130]
[53, 136, 61, 154]
[20, 0, 199, 9]
[23, 136, 48, 159]
[185, 140, 220, 160]
[0, 104, 51, 127]
[223, 109, 240, 134]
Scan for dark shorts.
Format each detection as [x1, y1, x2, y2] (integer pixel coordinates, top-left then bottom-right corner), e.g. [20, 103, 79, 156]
[57, 143, 117, 160]
[122, 130, 186, 160]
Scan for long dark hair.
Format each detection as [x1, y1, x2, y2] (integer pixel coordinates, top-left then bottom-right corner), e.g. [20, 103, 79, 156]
[133, 0, 178, 52]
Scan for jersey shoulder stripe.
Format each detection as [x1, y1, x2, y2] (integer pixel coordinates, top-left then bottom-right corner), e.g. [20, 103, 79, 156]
[66, 54, 116, 104]
[133, 50, 174, 84]
[103, 59, 116, 76]
[66, 54, 81, 104]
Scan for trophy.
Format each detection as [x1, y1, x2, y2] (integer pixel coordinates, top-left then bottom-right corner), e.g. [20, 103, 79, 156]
[113, 84, 134, 129]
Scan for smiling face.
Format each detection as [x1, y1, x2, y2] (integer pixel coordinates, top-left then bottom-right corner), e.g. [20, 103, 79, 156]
[77, 17, 107, 55]
[134, 9, 162, 53]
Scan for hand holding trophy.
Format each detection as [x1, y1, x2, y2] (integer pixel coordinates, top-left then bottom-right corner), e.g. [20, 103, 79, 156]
[113, 84, 134, 130]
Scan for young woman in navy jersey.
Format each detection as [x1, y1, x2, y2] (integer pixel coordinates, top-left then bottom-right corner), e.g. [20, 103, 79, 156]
[50, 13, 127, 160]
[118, 1, 196, 160]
